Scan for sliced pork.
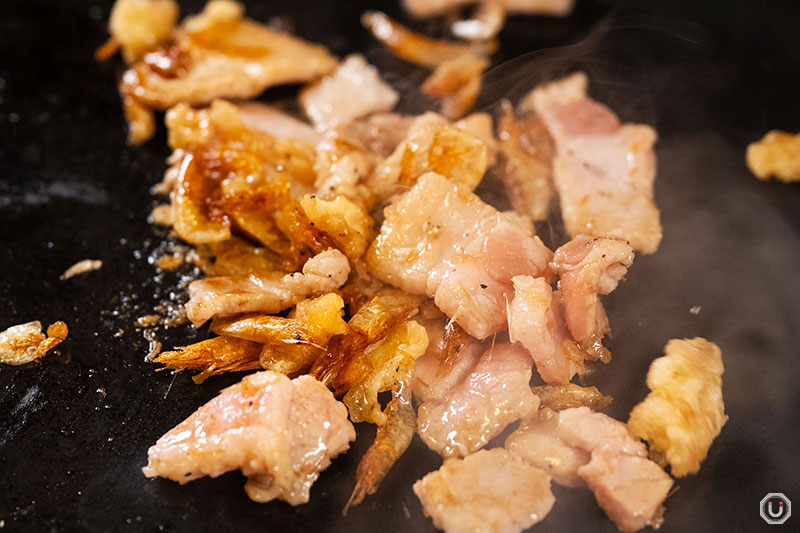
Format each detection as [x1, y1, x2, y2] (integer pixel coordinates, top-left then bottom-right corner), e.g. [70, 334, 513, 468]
[119, 0, 337, 143]
[552, 235, 634, 344]
[417, 343, 539, 458]
[185, 249, 350, 326]
[412, 317, 485, 404]
[508, 275, 579, 383]
[505, 408, 589, 487]
[235, 101, 322, 145]
[334, 112, 415, 158]
[528, 72, 662, 253]
[495, 102, 554, 222]
[413, 448, 554, 533]
[558, 407, 673, 532]
[143, 371, 355, 505]
[300, 54, 399, 131]
[367, 172, 551, 338]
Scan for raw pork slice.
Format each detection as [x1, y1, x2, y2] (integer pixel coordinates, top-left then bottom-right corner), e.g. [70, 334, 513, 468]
[417, 343, 538, 457]
[366, 172, 551, 338]
[142, 371, 355, 505]
[185, 249, 350, 326]
[528, 72, 662, 253]
[505, 408, 590, 487]
[558, 407, 673, 531]
[413, 448, 555, 533]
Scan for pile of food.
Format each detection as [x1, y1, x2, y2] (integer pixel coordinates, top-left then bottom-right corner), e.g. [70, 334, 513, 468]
[2, 1, 731, 531]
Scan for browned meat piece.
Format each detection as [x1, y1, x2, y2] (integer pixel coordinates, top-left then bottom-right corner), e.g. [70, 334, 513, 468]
[552, 235, 634, 344]
[508, 275, 580, 383]
[119, 0, 337, 143]
[234, 102, 322, 145]
[366, 112, 489, 200]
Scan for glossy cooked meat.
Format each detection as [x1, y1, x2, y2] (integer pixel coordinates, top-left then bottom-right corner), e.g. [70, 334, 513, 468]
[367, 172, 551, 338]
[505, 408, 590, 487]
[417, 343, 539, 458]
[412, 317, 485, 404]
[413, 448, 555, 533]
[333, 112, 416, 158]
[235, 101, 322, 145]
[507, 275, 579, 383]
[119, 0, 337, 142]
[366, 112, 489, 200]
[529, 72, 662, 254]
[495, 102, 554, 222]
[552, 235, 634, 343]
[142, 371, 355, 505]
[558, 407, 673, 532]
[185, 248, 350, 326]
[244, 374, 356, 504]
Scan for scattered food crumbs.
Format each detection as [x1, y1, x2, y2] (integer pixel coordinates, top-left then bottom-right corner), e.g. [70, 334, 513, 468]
[60, 259, 103, 280]
[690, 306, 701, 315]
[136, 315, 161, 328]
[97, 388, 107, 397]
[156, 254, 184, 270]
[144, 330, 163, 361]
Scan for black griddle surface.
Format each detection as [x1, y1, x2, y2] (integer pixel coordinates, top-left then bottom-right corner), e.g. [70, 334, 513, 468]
[1, 1, 799, 531]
